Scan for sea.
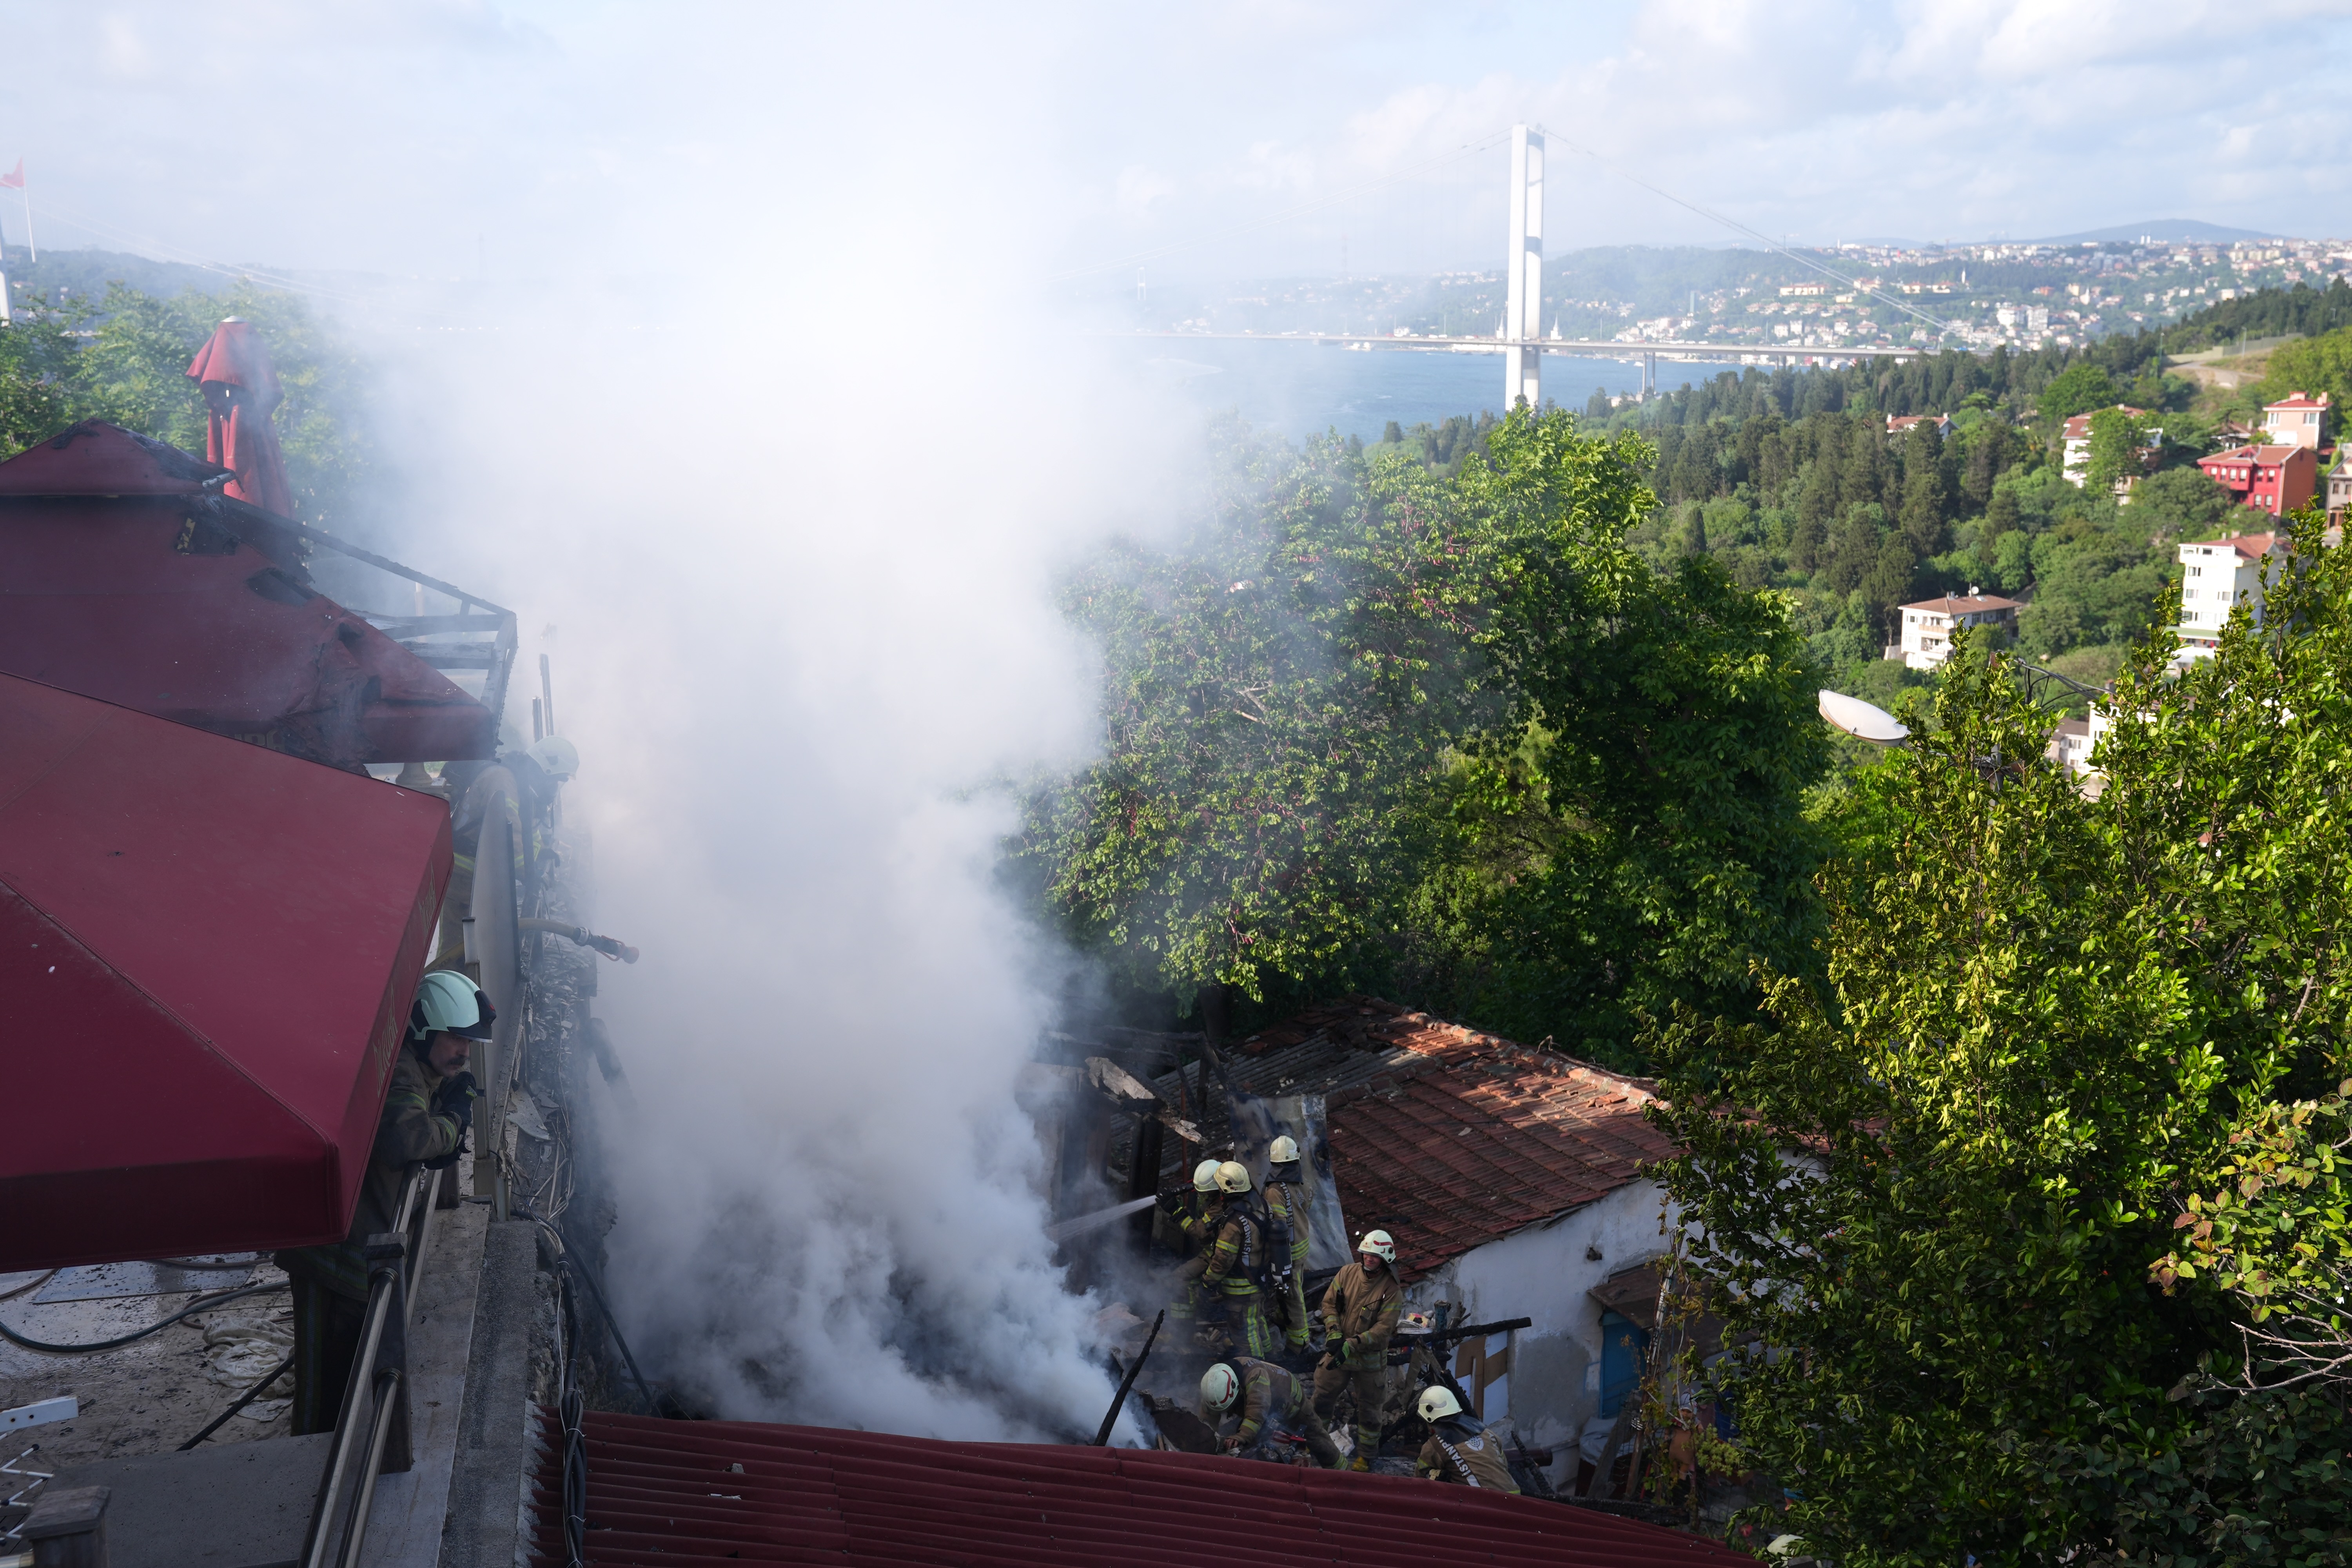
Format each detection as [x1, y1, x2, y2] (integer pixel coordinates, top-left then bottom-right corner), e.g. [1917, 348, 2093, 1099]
[1131, 337, 1755, 446]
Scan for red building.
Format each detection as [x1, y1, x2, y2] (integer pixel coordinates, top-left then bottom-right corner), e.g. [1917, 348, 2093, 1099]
[2196, 442, 2316, 516]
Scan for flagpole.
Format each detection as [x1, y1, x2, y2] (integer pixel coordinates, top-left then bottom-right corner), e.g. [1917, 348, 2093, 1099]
[22, 177, 32, 264]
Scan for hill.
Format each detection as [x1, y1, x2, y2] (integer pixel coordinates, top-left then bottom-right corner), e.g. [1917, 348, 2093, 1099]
[2033, 219, 2285, 245]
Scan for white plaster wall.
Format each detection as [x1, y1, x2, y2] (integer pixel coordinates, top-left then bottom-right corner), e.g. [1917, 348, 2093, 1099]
[1402, 1180, 1672, 1488]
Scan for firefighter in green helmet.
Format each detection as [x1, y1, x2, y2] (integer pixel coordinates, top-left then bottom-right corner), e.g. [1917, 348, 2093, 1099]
[275, 971, 488, 1433]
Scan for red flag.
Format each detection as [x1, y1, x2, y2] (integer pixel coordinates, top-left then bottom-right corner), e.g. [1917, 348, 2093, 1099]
[0, 161, 20, 190]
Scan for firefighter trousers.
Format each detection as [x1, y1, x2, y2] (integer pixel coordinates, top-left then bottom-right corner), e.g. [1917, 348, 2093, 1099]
[1313, 1359, 1388, 1454]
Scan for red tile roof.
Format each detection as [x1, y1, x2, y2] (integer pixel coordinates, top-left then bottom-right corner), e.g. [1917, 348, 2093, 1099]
[530, 1409, 1745, 1568]
[1238, 999, 1676, 1282]
[1896, 592, 2020, 616]
[2265, 392, 2331, 411]
[2185, 532, 2279, 559]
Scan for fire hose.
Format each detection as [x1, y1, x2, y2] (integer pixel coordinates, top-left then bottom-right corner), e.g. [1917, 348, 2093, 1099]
[518, 919, 638, 963]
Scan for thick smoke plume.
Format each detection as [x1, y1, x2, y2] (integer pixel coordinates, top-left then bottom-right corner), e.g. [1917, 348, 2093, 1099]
[329, 13, 1201, 1438]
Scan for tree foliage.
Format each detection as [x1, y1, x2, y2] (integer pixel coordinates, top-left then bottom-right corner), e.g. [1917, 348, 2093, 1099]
[1651, 506, 2352, 1563]
[1013, 408, 1830, 1062]
[0, 282, 371, 530]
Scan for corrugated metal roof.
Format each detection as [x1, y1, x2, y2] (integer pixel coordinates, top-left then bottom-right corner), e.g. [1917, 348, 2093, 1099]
[1146, 999, 1675, 1281]
[528, 1408, 1747, 1567]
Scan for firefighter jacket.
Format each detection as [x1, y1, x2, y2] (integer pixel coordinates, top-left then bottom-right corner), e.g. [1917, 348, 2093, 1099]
[1417, 1415, 1521, 1492]
[1226, 1356, 1313, 1445]
[1265, 1176, 1311, 1270]
[278, 1051, 463, 1301]
[1200, 1201, 1270, 1298]
[1319, 1259, 1403, 1363]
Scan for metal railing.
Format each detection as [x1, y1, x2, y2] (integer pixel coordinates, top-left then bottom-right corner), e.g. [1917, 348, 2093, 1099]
[299, 1163, 442, 1568]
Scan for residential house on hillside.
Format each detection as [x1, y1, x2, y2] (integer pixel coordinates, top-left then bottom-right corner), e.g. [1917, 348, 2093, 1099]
[1887, 412, 1953, 439]
[2328, 450, 2352, 523]
[2061, 405, 2160, 490]
[2195, 444, 2315, 516]
[2176, 532, 2285, 661]
[2262, 391, 2332, 450]
[1147, 997, 1678, 1493]
[1891, 589, 2020, 670]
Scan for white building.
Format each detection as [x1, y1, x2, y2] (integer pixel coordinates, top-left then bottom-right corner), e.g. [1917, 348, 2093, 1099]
[2060, 405, 2159, 489]
[2176, 532, 2284, 661]
[1178, 998, 1685, 1494]
[1893, 589, 2021, 670]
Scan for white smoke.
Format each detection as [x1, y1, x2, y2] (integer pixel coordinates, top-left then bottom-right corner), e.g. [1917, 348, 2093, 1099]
[332, 13, 1201, 1437]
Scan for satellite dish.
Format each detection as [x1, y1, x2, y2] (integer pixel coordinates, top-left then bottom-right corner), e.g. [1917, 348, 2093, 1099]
[1818, 688, 1909, 745]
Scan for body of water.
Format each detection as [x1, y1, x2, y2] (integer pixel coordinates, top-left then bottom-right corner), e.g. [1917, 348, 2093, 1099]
[1133, 337, 1757, 445]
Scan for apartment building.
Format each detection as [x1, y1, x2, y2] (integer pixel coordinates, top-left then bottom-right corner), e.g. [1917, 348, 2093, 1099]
[2194, 444, 2316, 516]
[1892, 589, 2021, 670]
[2261, 391, 2331, 451]
[2176, 532, 2285, 661]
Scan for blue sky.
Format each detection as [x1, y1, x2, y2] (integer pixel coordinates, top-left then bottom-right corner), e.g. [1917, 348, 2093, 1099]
[4, 1, 2349, 284]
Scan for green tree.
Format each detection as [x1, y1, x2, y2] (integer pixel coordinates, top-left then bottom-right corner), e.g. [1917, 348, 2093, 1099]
[1655, 509, 2352, 1561]
[2253, 325, 2352, 419]
[1017, 408, 1831, 1062]
[2038, 361, 2120, 423]
[2083, 406, 2152, 494]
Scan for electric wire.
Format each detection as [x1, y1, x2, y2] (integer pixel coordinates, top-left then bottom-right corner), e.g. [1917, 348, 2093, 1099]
[0, 1272, 55, 1304]
[0, 1281, 287, 1355]
[176, 1351, 296, 1452]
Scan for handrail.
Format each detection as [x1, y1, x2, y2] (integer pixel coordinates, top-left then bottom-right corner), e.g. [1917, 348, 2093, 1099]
[299, 1163, 437, 1568]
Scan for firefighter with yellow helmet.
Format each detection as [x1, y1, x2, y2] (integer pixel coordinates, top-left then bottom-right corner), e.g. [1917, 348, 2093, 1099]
[1313, 1229, 1406, 1470]
[1199, 1357, 1341, 1467]
[1413, 1385, 1520, 1492]
[1163, 1158, 1226, 1327]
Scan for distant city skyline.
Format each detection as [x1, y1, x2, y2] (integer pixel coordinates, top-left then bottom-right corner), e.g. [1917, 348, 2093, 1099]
[0, 2, 2345, 289]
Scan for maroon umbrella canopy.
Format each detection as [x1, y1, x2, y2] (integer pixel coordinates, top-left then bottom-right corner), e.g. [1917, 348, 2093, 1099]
[185, 316, 295, 519]
[0, 671, 452, 1270]
[0, 420, 495, 767]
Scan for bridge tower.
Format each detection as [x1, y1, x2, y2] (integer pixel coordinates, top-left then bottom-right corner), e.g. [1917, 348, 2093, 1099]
[1503, 125, 1544, 411]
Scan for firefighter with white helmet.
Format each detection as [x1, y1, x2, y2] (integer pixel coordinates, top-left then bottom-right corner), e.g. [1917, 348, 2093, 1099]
[1200, 1356, 1343, 1467]
[277, 970, 492, 1434]
[1313, 1229, 1406, 1470]
[1263, 1134, 1313, 1353]
[1414, 1384, 1520, 1491]
[1163, 1158, 1229, 1328]
[1173, 1161, 1278, 1359]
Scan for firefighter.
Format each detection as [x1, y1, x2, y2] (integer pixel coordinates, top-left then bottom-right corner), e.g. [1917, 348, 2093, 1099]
[1163, 1159, 1225, 1328]
[1177, 1161, 1277, 1358]
[275, 972, 488, 1433]
[1314, 1229, 1405, 1471]
[1263, 1135, 1313, 1352]
[1413, 1385, 1521, 1492]
[1200, 1357, 1343, 1468]
[1177, 1157, 1224, 1248]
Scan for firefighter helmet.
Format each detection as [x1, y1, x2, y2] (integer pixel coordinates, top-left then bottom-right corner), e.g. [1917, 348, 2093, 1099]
[526, 735, 579, 781]
[1267, 1135, 1301, 1164]
[1191, 1159, 1223, 1193]
[1214, 1161, 1253, 1194]
[1417, 1385, 1464, 1422]
[1200, 1363, 1241, 1413]
[408, 970, 495, 1045]
[1357, 1229, 1397, 1263]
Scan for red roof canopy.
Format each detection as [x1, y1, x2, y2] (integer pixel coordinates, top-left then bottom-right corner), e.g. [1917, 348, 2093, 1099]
[534, 1410, 1746, 1568]
[0, 672, 451, 1270]
[0, 421, 494, 766]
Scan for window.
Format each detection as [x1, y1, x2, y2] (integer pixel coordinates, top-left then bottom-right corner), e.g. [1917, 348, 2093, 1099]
[1599, 1310, 1650, 1416]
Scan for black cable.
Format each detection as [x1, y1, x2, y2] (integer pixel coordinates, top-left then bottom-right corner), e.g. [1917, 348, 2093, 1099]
[0, 1282, 287, 1355]
[511, 1205, 657, 1416]
[143, 1257, 260, 1271]
[177, 1351, 295, 1450]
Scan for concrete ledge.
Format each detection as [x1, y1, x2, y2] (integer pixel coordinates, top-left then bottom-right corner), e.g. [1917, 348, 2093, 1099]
[436, 1222, 538, 1568]
[54, 1431, 330, 1568]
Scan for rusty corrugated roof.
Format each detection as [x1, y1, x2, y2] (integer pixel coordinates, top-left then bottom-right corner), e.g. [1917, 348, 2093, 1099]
[528, 1408, 1746, 1567]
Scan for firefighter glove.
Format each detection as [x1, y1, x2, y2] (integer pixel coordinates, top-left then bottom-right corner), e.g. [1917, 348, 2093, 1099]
[436, 1071, 481, 1131]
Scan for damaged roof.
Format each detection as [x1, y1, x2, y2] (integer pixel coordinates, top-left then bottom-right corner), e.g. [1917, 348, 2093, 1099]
[1156, 998, 1676, 1282]
[533, 1408, 1746, 1567]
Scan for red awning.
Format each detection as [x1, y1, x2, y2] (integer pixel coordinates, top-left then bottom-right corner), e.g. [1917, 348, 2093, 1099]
[0, 421, 495, 766]
[0, 671, 452, 1270]
[531, 1410, 1750, 1568]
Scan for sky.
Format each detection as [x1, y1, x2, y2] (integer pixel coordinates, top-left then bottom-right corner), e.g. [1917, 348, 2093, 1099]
[8, 0, 2352, 1437]
[5, 0, 2351, 292]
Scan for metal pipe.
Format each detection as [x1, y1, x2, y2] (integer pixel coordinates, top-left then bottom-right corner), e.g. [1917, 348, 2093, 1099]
[333, 1368, 404, 1568]
[299, 1274, 396, 1568]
